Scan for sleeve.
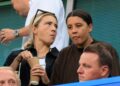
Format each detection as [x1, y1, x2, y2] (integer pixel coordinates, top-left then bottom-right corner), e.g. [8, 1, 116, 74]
[25, 0, 61, 26]
[109, 45, 120, 75]
[20, 60, 30, 86]
[50, 49, 66, 85]
[50, 55, 61, 85]
[99, 41, 120, 75]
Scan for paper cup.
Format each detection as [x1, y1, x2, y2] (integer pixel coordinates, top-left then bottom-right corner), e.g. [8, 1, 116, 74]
[27, 57, 39, 85]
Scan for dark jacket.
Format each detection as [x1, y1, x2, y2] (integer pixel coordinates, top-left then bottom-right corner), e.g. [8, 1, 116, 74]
[51, 40, 120, 85]
[4, 47, 59, 86]
[51, 40, 98, 85]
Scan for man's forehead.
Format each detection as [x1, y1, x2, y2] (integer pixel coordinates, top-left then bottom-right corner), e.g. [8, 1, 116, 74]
[80, 52, 99, 62]
[0, 69, 14, 75]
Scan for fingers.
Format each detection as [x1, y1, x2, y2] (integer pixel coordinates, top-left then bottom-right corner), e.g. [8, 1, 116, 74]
[0, 31, 9, 44]
[0, 29, 15, 44]
[0, 37, 8, 44]
[19, 50, 33, 60]
[32, 65, 44, 70]
[31, 65, 46, 76]
[0, 30, 5, 36]
[0, 31, 5, 42]
[0, 30, 6, 42]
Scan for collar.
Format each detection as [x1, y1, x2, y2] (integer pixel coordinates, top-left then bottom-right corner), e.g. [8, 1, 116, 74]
[25, 47, 59, 57]
[73, 39, 98, 52]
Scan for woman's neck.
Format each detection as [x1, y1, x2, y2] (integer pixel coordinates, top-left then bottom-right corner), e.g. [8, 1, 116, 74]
[77, 35, 93, 48]
[34, 39, 50, 59]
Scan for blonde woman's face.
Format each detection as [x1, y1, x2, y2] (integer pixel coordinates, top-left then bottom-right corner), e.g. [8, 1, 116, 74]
[35, 15, 57, 45]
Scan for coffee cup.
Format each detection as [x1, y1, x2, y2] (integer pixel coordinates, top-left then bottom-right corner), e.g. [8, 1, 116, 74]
[27, 57, 39, 85]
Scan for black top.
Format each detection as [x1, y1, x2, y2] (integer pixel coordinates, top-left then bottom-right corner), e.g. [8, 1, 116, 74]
[4, 47, 59, 86]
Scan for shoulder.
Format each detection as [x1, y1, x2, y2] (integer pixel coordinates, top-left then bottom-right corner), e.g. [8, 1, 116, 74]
[8, 49, 23, 58]
[11, 49, 23, 55]
[59, 44, 76, 53]
[95, 41, 116, 50]
[93, 41, 119, 58]
[55, 44, 76, 61]
[46, 47, 59, 60]
[4, 49, 24, 66]
[50, 47, 59, 57]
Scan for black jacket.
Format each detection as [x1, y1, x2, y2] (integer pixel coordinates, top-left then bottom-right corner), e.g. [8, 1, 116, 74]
[4, 47, 59, 86]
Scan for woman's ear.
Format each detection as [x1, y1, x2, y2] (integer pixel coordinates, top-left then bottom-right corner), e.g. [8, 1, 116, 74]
[101, 65, 110, 77]
[32, 25, 37, 34]
[88, 23, 93, 32]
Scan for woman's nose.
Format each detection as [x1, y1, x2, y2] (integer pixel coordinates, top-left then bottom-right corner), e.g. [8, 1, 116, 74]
[51, 25, 57, 32]
[71, 28, 78, 34]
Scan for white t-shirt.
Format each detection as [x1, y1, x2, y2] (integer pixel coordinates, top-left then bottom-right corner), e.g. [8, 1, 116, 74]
[22, 0, 69, 51]
[39, 58, 46, 69]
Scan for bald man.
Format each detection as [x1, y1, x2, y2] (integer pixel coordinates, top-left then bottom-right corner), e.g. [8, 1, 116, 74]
[0, 67, 20, 86]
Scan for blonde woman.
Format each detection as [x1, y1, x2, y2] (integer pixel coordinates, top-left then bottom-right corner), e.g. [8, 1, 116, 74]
[4, 11, 58, 86]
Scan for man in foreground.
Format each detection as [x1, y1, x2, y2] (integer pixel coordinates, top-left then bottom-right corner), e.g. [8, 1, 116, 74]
[77, 43, 112, 81]
[0, 67, 20, 86]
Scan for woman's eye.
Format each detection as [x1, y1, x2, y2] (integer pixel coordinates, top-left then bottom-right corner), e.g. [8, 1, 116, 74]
[47, 22, 52, 25]
[76, 24, 82, 28]
[54, 24, 58, 28]
[67, 25, 72, 30]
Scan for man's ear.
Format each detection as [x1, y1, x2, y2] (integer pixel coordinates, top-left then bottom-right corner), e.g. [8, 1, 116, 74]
[101, 65, 110, 77]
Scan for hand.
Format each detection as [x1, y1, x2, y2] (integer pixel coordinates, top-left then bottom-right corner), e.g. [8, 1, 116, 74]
[0, 29, 15, 44]
[10, 50, 33, 71]
[18, 50, 33, 60]
[31, 65, 46, 77]
[31, 65, 50, 84]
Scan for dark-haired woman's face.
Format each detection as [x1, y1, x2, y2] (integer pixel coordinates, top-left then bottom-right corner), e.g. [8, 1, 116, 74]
[67, 16, 92, 47]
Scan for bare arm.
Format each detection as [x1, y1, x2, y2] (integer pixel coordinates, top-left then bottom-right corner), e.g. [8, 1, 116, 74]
[18, 25, 30, 37]
[10, 50, 33, 70]
[10, 55, 22, 71]
[0, 25, 30, 44]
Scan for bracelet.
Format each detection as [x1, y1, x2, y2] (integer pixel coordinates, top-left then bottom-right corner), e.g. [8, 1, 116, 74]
[14, 29, 20, 38]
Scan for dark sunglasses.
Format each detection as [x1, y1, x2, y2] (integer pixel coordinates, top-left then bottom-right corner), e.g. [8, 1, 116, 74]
[32, 9, 55, 25]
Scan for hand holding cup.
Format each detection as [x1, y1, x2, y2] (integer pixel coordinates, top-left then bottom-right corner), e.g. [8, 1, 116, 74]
[27, 57, 40, 85]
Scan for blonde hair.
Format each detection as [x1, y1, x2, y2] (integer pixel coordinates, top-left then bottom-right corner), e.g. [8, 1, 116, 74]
[24, 12, 57, 49]
[0, 67, 21, 86]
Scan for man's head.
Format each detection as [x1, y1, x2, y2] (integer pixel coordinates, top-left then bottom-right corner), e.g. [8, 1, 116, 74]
[66, 9, 93, 47]
[77, 43, 113, 82]
[11, 0, 29, 17]
[0, 67, 20, 86]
